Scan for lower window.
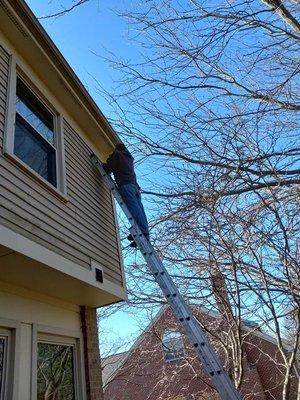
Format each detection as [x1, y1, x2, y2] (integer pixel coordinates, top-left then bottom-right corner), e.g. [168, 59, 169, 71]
[37, 340, 76, 400]
[0, 331, 9, 400]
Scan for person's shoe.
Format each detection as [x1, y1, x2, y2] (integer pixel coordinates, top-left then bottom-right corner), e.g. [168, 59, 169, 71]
[129, 241, 138, 248]
[127, 234, 134, 242]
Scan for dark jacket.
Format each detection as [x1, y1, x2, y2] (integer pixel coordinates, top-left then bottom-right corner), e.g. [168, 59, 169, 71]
[103, 147, 139, 188]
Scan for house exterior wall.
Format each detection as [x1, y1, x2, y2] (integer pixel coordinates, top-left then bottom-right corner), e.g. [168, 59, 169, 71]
[103, 308, 297, 400]
[0, 282, 86, 400]
[104, 308, 220, 400]
[0, 42, 8, 150]
[244, 333, 298, 400]
[0, 40, 123, 288]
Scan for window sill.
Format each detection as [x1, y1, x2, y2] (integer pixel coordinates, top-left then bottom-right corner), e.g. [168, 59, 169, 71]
[3, 150, 68, 203]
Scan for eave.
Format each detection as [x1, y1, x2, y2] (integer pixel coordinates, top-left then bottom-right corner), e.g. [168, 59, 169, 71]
[0, 0, 120, 157]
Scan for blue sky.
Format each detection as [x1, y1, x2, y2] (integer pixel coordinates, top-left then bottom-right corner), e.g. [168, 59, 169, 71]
[26, 0, 132, 112]
[25, 0, 155, 355]
[20, 0, 293, 356]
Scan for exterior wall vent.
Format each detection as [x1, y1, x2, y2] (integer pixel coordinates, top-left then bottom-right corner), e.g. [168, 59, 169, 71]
[91, 260, 104, 284]
[95, 268, 103, 283]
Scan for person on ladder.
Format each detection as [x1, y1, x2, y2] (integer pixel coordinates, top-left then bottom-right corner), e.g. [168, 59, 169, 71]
[103, 143, 149, 247]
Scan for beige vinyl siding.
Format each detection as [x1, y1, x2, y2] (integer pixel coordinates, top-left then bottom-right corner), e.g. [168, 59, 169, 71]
[0, 44, 123, 286]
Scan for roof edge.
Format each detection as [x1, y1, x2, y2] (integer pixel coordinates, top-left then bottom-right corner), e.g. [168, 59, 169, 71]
[9, 0, 120, 147]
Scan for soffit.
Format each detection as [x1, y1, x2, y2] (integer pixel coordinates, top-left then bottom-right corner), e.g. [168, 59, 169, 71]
[0, 245, 123, 307]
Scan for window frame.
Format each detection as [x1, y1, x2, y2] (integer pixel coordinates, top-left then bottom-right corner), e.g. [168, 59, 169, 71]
[4, 55, 67, 199]
[32, 325, 86, 400]
[161, 330, 185, 363]
[0, 318, 21, 400]
[36, 336, 78, 399]
[0, 328, 10, 400]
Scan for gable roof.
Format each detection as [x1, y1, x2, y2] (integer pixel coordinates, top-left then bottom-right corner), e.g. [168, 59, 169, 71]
[102, 351, 128, 387]
[101, 307, 166, 389]
[102, 304, 291, 386]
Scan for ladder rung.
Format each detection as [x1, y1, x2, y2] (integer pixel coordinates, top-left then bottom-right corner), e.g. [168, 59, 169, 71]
[179, 316, 191, 321]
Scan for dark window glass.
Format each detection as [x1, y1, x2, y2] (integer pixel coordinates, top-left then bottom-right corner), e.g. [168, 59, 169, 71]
[14, 115, 56, 186]
[14, 78, 57, 186]
[16, 79, 54, 144]
[162, 331, 185, 363]
[37, 342, 75, 400]
[0, 337, 7, 399]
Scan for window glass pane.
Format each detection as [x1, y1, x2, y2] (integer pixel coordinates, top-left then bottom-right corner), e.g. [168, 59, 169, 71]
[16, 78, 54, 145]
[14, 114, 57, 186]
[0, 336, 7, 399]
[37, 342, 75, 400]
[162, 331, 185, 362]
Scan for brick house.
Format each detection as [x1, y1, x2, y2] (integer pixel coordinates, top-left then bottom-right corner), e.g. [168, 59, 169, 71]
[102, 306, 298, 400]
[0, 1, 127, 399]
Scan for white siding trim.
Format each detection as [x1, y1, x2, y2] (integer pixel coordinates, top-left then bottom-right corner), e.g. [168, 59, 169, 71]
[0, 317, 21, 400]
[111, 195, 127, 289]
[56, 115, 67, 195]
[3, 54, 16, 155]
[0, 224, 127, 301]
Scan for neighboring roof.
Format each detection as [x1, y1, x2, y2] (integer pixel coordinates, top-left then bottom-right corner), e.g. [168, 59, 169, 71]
[102, 307, 166, 390]
[0, 0, 120, 153]
[102, 351, 128, 387]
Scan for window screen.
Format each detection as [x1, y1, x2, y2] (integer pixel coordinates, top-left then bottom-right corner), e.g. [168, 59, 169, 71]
[37, 342, 76, 400]
[14, 78, 57, 186]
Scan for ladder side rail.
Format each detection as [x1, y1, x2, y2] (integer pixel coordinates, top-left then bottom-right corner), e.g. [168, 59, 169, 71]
[129, 225, 241, 400]
[132, 226, 241, 400]
[91, 154, 241, 400]
[133, 231, 233, 373]
[132, 231, 222, 373]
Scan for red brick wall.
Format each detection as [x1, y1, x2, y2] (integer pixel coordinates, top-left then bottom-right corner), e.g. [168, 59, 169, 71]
[104, 308, 229, 399]
[81, 306, 103, 400]
[104, 328, 219, 400]
[104, 307, 297, 400]
[244, 333, 298, 400]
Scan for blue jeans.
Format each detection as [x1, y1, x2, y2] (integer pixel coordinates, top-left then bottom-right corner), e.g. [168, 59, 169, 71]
[119, 184, 149, 239]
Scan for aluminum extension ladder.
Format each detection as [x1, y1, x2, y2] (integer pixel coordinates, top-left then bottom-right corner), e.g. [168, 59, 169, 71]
[91, 153, 241, 400]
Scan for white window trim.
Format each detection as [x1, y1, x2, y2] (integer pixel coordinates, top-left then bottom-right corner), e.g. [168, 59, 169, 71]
[0, 318, 21, 400]
[3, 55, 67, 200]
[0, 328, 10, 400]
[31, 324, 86, 400]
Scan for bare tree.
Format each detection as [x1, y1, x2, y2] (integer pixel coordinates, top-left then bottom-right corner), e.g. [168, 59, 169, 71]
[37, 344, 74, 400]
[96, 1, 300, 398]
[38, 0, 300, 397]
[102, 305, 298, 400]
[38, 0, 89, 20]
